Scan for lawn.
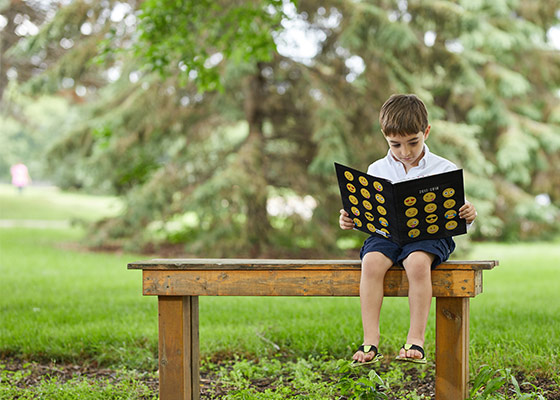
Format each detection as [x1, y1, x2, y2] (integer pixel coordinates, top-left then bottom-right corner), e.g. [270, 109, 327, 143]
[0, 185, 558, 398]
[0, 183, 122, 221]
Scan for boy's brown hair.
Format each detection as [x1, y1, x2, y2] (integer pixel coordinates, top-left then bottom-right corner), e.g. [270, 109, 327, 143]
[379, 94, 428, 137]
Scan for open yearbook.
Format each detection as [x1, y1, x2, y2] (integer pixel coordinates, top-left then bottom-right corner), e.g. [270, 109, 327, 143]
[335, 162, 467, 245]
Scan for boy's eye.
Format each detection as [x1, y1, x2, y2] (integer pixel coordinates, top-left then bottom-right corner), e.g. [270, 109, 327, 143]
[390, 141, 419, 147]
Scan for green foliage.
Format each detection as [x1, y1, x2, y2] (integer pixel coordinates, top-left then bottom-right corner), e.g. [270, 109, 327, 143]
[309, 102, 353, 176]
[201, 356, 392, 399]
[0, 83, 76, 180]
[2, 0, 560, 253]
[335, 360, 389, 399]
[0, 364, 157, 400]
[496, 122, 539, 186]
[468, 366, 548, 400]
[136, 0, 295, 92]
[203, 358, 553, 399]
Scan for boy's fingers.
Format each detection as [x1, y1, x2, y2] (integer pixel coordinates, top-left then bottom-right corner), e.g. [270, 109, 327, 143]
[459, 204, 474, 215]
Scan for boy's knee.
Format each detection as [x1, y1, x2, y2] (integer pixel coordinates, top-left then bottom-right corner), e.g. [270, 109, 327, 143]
[402, 252, 433, 280]
[361, 252, 393, 279]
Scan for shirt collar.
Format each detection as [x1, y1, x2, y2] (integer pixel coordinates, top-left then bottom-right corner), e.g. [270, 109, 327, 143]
[419, 144, 430, 168]
[387, 144, 430, 169]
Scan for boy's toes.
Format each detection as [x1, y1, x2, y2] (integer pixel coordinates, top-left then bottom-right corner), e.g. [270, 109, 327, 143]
[356, 350, 374, 362]
[396, 344, 426, 364]
[397, 343, 425, 361]
[398, 348, 419, 359]
[352, 345, 381, 365]
[353, 350, 365, 363]
[363, 351, 374, 362]
[406, 349, 422, 359]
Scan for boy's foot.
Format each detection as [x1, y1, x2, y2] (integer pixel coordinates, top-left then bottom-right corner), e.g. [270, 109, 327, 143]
[395, 343, 427, 364]
[351, 344, 383, 366]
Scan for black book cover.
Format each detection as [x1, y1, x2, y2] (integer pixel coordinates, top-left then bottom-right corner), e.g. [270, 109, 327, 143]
[335, 162, 467, 245]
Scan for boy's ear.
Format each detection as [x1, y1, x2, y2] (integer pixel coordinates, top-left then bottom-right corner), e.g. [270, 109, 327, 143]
[423, 125, 431, 140]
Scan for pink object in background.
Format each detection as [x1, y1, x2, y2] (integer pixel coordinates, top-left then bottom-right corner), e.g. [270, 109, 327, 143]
[10, 163, 31, 189]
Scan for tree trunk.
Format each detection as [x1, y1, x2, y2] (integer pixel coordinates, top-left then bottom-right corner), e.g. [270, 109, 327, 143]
[241, 63, 271, 255]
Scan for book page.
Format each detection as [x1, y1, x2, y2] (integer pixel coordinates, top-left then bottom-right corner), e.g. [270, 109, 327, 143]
[393, 169, 467, 244]
[335, 163, 397, 240]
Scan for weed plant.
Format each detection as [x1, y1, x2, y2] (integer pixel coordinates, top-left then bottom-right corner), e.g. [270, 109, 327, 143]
[468, 366, 548, 400]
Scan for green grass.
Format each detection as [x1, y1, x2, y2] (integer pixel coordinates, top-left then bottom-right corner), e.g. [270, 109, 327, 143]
[0, 227, 158, 370]
[1, 226, 559, 376]
[0, 184, 558, 397]
[197, 241, 560, 376]
[0, 183, 122, 221]
[469, 242, 560, 375]
[0, 363, 157, 399]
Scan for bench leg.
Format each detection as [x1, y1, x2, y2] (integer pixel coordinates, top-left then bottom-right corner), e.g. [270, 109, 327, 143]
[158, 296, 200, 400]
[435, 297, 469, 400]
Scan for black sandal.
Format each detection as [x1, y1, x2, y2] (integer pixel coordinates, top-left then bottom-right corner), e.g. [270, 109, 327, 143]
[395, 343, 427, 364]
[351, 344, 383, 366]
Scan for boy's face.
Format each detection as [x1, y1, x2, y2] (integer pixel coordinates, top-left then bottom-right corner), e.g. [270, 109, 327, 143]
[384, 126, 430, 170]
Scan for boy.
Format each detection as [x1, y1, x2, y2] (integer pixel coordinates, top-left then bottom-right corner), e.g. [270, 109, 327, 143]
[339, 94, 477, 364]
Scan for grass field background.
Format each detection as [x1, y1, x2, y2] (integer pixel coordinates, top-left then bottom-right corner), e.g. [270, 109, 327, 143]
[0, 184, 122, 221]
[1, 183, 559, 398]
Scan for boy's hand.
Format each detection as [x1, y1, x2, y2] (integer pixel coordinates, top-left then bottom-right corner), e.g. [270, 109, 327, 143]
[459, 202, 477, 224]
[339, 209, 355, 230]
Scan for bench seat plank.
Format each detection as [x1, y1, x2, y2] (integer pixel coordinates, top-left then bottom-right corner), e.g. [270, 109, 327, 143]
[128, 259, 498, 271]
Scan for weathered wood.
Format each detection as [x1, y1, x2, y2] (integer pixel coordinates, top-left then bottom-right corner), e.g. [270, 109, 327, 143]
[142, 268, 481, 297]
[128, 259, 498, 271]
[129, 259, 497, 400]
[158, 296, 199, 400]
[435, 297, 469, 400]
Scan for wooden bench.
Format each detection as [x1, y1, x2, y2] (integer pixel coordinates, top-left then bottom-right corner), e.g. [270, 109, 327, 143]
[128, 259, 498, 400]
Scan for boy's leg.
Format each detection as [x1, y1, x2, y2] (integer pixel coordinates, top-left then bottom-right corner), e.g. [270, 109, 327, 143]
[400, 251, 435, 359]
[353, 251, 394, 363]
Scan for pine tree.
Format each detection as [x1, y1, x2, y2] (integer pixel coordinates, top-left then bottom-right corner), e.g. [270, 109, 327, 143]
[2, 0, 559, 254]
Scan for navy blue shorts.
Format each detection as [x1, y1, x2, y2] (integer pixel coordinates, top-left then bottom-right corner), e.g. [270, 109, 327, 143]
[359, 235, 456, 269]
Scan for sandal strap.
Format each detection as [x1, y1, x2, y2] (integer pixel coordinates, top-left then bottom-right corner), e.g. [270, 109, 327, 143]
[357, 344, 378, 355]
[402, 343, 425, 358]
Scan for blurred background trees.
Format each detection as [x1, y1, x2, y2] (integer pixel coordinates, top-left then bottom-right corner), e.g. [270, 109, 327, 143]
[1, 0, 559, 256]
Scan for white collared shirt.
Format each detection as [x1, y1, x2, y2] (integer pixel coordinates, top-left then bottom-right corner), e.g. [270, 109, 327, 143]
[366, 144, 473, 229]
[366, 145, 457, 183]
